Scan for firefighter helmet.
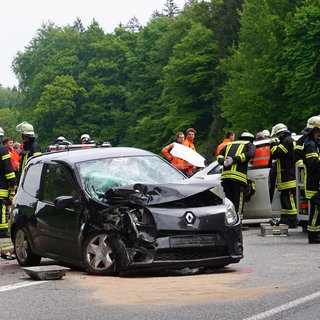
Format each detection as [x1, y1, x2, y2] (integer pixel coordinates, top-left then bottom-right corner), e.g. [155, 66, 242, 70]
[16, 121, 36, 137]
[0, 127, 4, 136]
[238, 132, 255, 142]
[271, 123, 289, 137]
[262, 129, 270, 137]
[306, 116, 320, 129]
[81, 134, 90, 140]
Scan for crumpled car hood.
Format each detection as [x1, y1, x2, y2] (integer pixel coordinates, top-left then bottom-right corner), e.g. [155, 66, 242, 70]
[104, 180, 221, 206]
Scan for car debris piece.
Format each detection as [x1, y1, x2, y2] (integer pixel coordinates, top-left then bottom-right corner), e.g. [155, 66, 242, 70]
[22, 265, 70, 280]
[260, 223, 289, 236]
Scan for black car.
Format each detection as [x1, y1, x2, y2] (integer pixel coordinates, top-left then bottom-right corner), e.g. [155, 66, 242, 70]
[10, 147, 243, 276]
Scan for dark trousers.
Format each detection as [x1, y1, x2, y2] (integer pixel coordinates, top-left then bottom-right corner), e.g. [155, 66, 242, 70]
[280, 188, 297, 215]
[221, 180, 244, 219]
[308, 193, 320, 236]
[279, 188, 297, 227]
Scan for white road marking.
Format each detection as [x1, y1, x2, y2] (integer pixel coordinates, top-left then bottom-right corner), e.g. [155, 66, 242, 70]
[243, 290, 320, 320]
[0, 281, 48, 292]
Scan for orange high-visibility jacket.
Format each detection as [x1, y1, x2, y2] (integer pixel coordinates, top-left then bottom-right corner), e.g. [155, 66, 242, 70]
[252, 146, 270, 167]
[161, 143, 190, 170]
[216, 138, 232, 157]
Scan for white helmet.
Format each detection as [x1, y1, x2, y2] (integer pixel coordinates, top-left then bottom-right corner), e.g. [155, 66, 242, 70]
[81, 134, 90, 142]
[0, 127, 4, 136]
[238, 132, 255, 142]
[306, 116, 320, 129]
[16, 121, 36, 137]
[271, 123, 289, 137]
[262, 129, 270, 137]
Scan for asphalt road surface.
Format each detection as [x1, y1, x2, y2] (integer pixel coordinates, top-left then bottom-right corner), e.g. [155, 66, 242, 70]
[1, 225, 320, 320]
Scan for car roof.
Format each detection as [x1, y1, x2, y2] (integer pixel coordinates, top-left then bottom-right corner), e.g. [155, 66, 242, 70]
[27, 147, 156, 166]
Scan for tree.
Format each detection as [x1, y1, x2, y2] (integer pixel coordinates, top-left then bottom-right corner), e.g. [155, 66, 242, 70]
[161, 21, 219, 156]
[281, 0, 320, 129]
[220, 0, 302, 135]
[163, 0, 180, 18]
[34, 75, 85, 145]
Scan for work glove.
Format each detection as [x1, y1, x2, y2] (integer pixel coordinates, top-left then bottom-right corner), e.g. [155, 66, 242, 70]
[223, 156, 233, 167]
[269, 137, 278, 145]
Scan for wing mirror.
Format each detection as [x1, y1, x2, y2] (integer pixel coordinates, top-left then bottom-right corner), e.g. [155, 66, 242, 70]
[54, 196, 81, 209]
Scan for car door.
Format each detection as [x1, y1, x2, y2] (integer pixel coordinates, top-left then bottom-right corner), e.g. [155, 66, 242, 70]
[244, 142, 281, 219]
[35, 163, 82, 263]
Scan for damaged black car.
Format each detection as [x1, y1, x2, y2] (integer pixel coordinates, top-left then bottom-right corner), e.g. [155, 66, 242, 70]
[10, 147, 243, 276]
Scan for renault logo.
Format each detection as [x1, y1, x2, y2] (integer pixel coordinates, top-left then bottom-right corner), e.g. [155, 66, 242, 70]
[184, 211, 196, 225]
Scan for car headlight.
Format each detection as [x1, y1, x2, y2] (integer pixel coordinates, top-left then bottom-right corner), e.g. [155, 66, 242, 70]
[225, 201, 238, 225]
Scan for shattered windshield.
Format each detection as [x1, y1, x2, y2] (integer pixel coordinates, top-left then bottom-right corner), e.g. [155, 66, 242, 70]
[76, 155, 185, 199]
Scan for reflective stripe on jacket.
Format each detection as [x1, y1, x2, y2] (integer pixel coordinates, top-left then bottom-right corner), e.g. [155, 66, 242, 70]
[217, 140, 256, 186]
[0, 145, 16, 198]
[302, 136, 320, 199]
[270, 135, 296, 190]
[252, 146, 270, 167]
[216, 138, 232, 157]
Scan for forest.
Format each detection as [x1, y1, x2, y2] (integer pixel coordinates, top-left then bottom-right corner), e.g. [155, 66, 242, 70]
[0, 0, 319, 162]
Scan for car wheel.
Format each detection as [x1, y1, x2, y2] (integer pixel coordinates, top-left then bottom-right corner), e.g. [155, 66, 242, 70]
[14, 228, 41, 266]
[82, 233, 128, 276]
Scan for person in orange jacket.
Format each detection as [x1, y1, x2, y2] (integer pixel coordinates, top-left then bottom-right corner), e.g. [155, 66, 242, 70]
[3, 137, 20, 184]
[215, 131, 235, 157]
[252, 132, 270, 167]
[161, 132, 190, 172]
[183, 128, 197, 175]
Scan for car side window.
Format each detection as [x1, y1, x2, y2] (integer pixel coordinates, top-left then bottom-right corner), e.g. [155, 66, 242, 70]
[21, 163, 43, 198]
[207, 164, 223, 175]
[43, 164, 76, 203]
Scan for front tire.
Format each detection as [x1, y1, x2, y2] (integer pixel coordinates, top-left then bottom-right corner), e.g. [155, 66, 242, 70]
[14, 228, 41, 266]
[82, 233, 128, 276]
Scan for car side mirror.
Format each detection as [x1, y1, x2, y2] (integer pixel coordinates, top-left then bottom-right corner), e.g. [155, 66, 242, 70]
[54, 196, 80, 209]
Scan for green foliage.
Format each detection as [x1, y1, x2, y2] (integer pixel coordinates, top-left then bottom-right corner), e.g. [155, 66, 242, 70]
[281, 0, 320, 129]
[220, 0, 303, 135]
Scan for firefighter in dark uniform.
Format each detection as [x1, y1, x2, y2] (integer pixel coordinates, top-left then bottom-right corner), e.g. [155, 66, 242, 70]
[0, 127, 17, 236]
[217, 132, 256, 219]
[300, 116, 320, 243]
[16, 121, 41, 182]
[270, 123, 297, 228]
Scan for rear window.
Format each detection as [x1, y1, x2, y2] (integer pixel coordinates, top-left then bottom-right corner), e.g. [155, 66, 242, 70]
[21, 163, 43, 198]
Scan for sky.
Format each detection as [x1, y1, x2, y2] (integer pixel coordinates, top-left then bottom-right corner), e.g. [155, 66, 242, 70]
[1, 0, 187, 88]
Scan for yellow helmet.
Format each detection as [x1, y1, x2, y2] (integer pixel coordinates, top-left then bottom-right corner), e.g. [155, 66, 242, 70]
[271, 123, 289, 137]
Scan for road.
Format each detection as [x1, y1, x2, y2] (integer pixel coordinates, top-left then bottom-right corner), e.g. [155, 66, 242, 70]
[1, 226, 320, 320]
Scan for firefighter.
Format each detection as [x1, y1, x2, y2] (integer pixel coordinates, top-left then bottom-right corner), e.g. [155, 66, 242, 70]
[0, 127, 17, 236]
[300, 116, 320, 243]
[16, 121, 41, 179]
[216, 132, 256, 219]
[270, 123, 297, 228]
[294, 122, 313, 165]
